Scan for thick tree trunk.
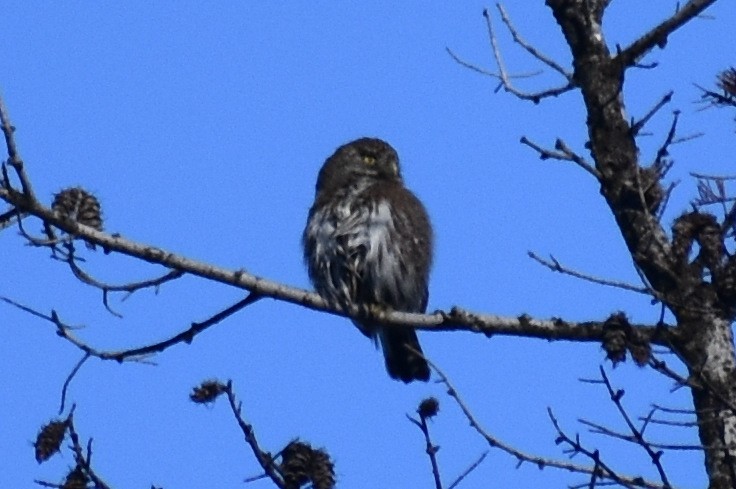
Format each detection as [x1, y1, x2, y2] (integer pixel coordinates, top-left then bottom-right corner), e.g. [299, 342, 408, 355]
[679, 314, 736, 489]
[546, 1, 736, 487]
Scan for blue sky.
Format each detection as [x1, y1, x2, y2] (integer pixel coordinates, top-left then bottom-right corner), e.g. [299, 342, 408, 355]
[1, 2, 734, 488]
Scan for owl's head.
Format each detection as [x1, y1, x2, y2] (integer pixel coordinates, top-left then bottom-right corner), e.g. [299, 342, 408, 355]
[315, 137, 402, 194]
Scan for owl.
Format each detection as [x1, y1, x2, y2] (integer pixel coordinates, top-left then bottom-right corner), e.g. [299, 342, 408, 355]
[303, 137, 433, 382]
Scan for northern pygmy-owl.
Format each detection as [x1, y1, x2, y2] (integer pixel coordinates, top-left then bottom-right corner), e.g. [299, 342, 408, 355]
[303, 137, 432, 382]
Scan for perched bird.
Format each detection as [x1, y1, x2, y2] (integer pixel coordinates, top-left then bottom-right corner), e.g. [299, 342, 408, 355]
[303, 137, 433, 382]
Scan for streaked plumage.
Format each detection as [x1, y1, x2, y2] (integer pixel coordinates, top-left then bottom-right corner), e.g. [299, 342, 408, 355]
[303, 138, 432, 382]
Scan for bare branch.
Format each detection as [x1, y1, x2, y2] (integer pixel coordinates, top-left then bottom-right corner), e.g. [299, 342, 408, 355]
[649, 355, 700, 392]
[528, 251, 651, 295]
[643, 418, 698, 428]
[59, 354, 91, 414]
[651, 111, 681, 169]
[429, 358, 668, 488]
[548, 409, 654, 489]
[447, 451, 488, 489]
[0, 206, 28, 231]
[652, 405, 697, 415]
[631, 92, 674, 137]
[579, 418, 703, 451]
[66, 411, 114, 489]
[0, 97, 676, 352]
[73, 293, 261, 361]
[496, 4, 572, 79]
[483, 8, 574, 103]
[596, 367, 672, 486]
[0, 95, 36, 199]
[3, 291, 677, 379]
[445, 47, 543, 94]
[616, 0, 719, 68]
[520, 136, 600, 179]
[408, 404, 443, 489]
[643, 405, 699, 428]
[69, 258, 184, 297]
[64, 252, 185, 317]
[223, 381, 287, 489]
[445, 47, 503, 80]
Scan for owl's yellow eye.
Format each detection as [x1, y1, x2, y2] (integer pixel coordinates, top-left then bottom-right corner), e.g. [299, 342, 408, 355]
[362, 155, 376, 165]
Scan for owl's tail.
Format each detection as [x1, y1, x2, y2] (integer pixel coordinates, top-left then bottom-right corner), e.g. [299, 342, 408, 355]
[379, 328, 430, 383]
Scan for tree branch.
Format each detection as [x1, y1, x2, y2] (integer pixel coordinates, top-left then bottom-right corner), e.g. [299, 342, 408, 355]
[407, 405, 443, 489]
[520, 136, 600, 179]
[482, 6, 575, 103]
[528, 251, 651, 295]
[222, 381, 287, 489]
[616, 0, 718, 68]
[429, 357, 668, 488]
[496, 3, 572, 79]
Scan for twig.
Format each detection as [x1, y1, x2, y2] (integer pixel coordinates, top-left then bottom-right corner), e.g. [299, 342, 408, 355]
[14, 206, 67, 248]
[548, 409, 645, 489]
[616, 0, 718, 67]
[643, 418, 697, 428]
[482, 8, 574, 103]
[59, 353, 91, 414]
[243, 473, 270, 484]
[496, 4, 572, 79]
[33, 481, 60, 488]
[528, 251, 650, 295]
[631, 92, 674, 136]
[690, 172, 736, 181]
[2, 293, 260, 363]
[66, 411, 114, 489]
[0, 206, 28, 231]
[445, 47, 503, 79]
[520, 136, 600, 179]
[587, 453, 600, 489]
[223, 381, 286, 489]
[83, 293, 260, 361]
[698, 84, 736, 109]
[445, 47, 543, 94]
[648, 355, 700, 392]
[651, 111, 680, 168]
[642, 405, 698, 428]
[596, 367, 672, 486]
[555, 139, 600, 179]
[652, 404, 697, 415]
[578, 418, 703, 450]
[0, 95, 36, 199]
[426, 357, 667, 488]
[65, 252, 185, 317]
[407, 412, 443, 489]
[447, 451, 488, 489]
[69, 257, 184, 297]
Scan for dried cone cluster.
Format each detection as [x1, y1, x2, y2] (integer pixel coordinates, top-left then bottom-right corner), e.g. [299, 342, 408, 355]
[601, 312, 651, 367]
[62, 466, 88, 489]
[280, 440, 335, 489]
[52, 187, 103, 249]
[718, 67, 736, 99]
[190, 380, 227, 404]
[417, 397, 439, 419]
[52, 187, 103, 230]
[34, 419, 68, 463]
